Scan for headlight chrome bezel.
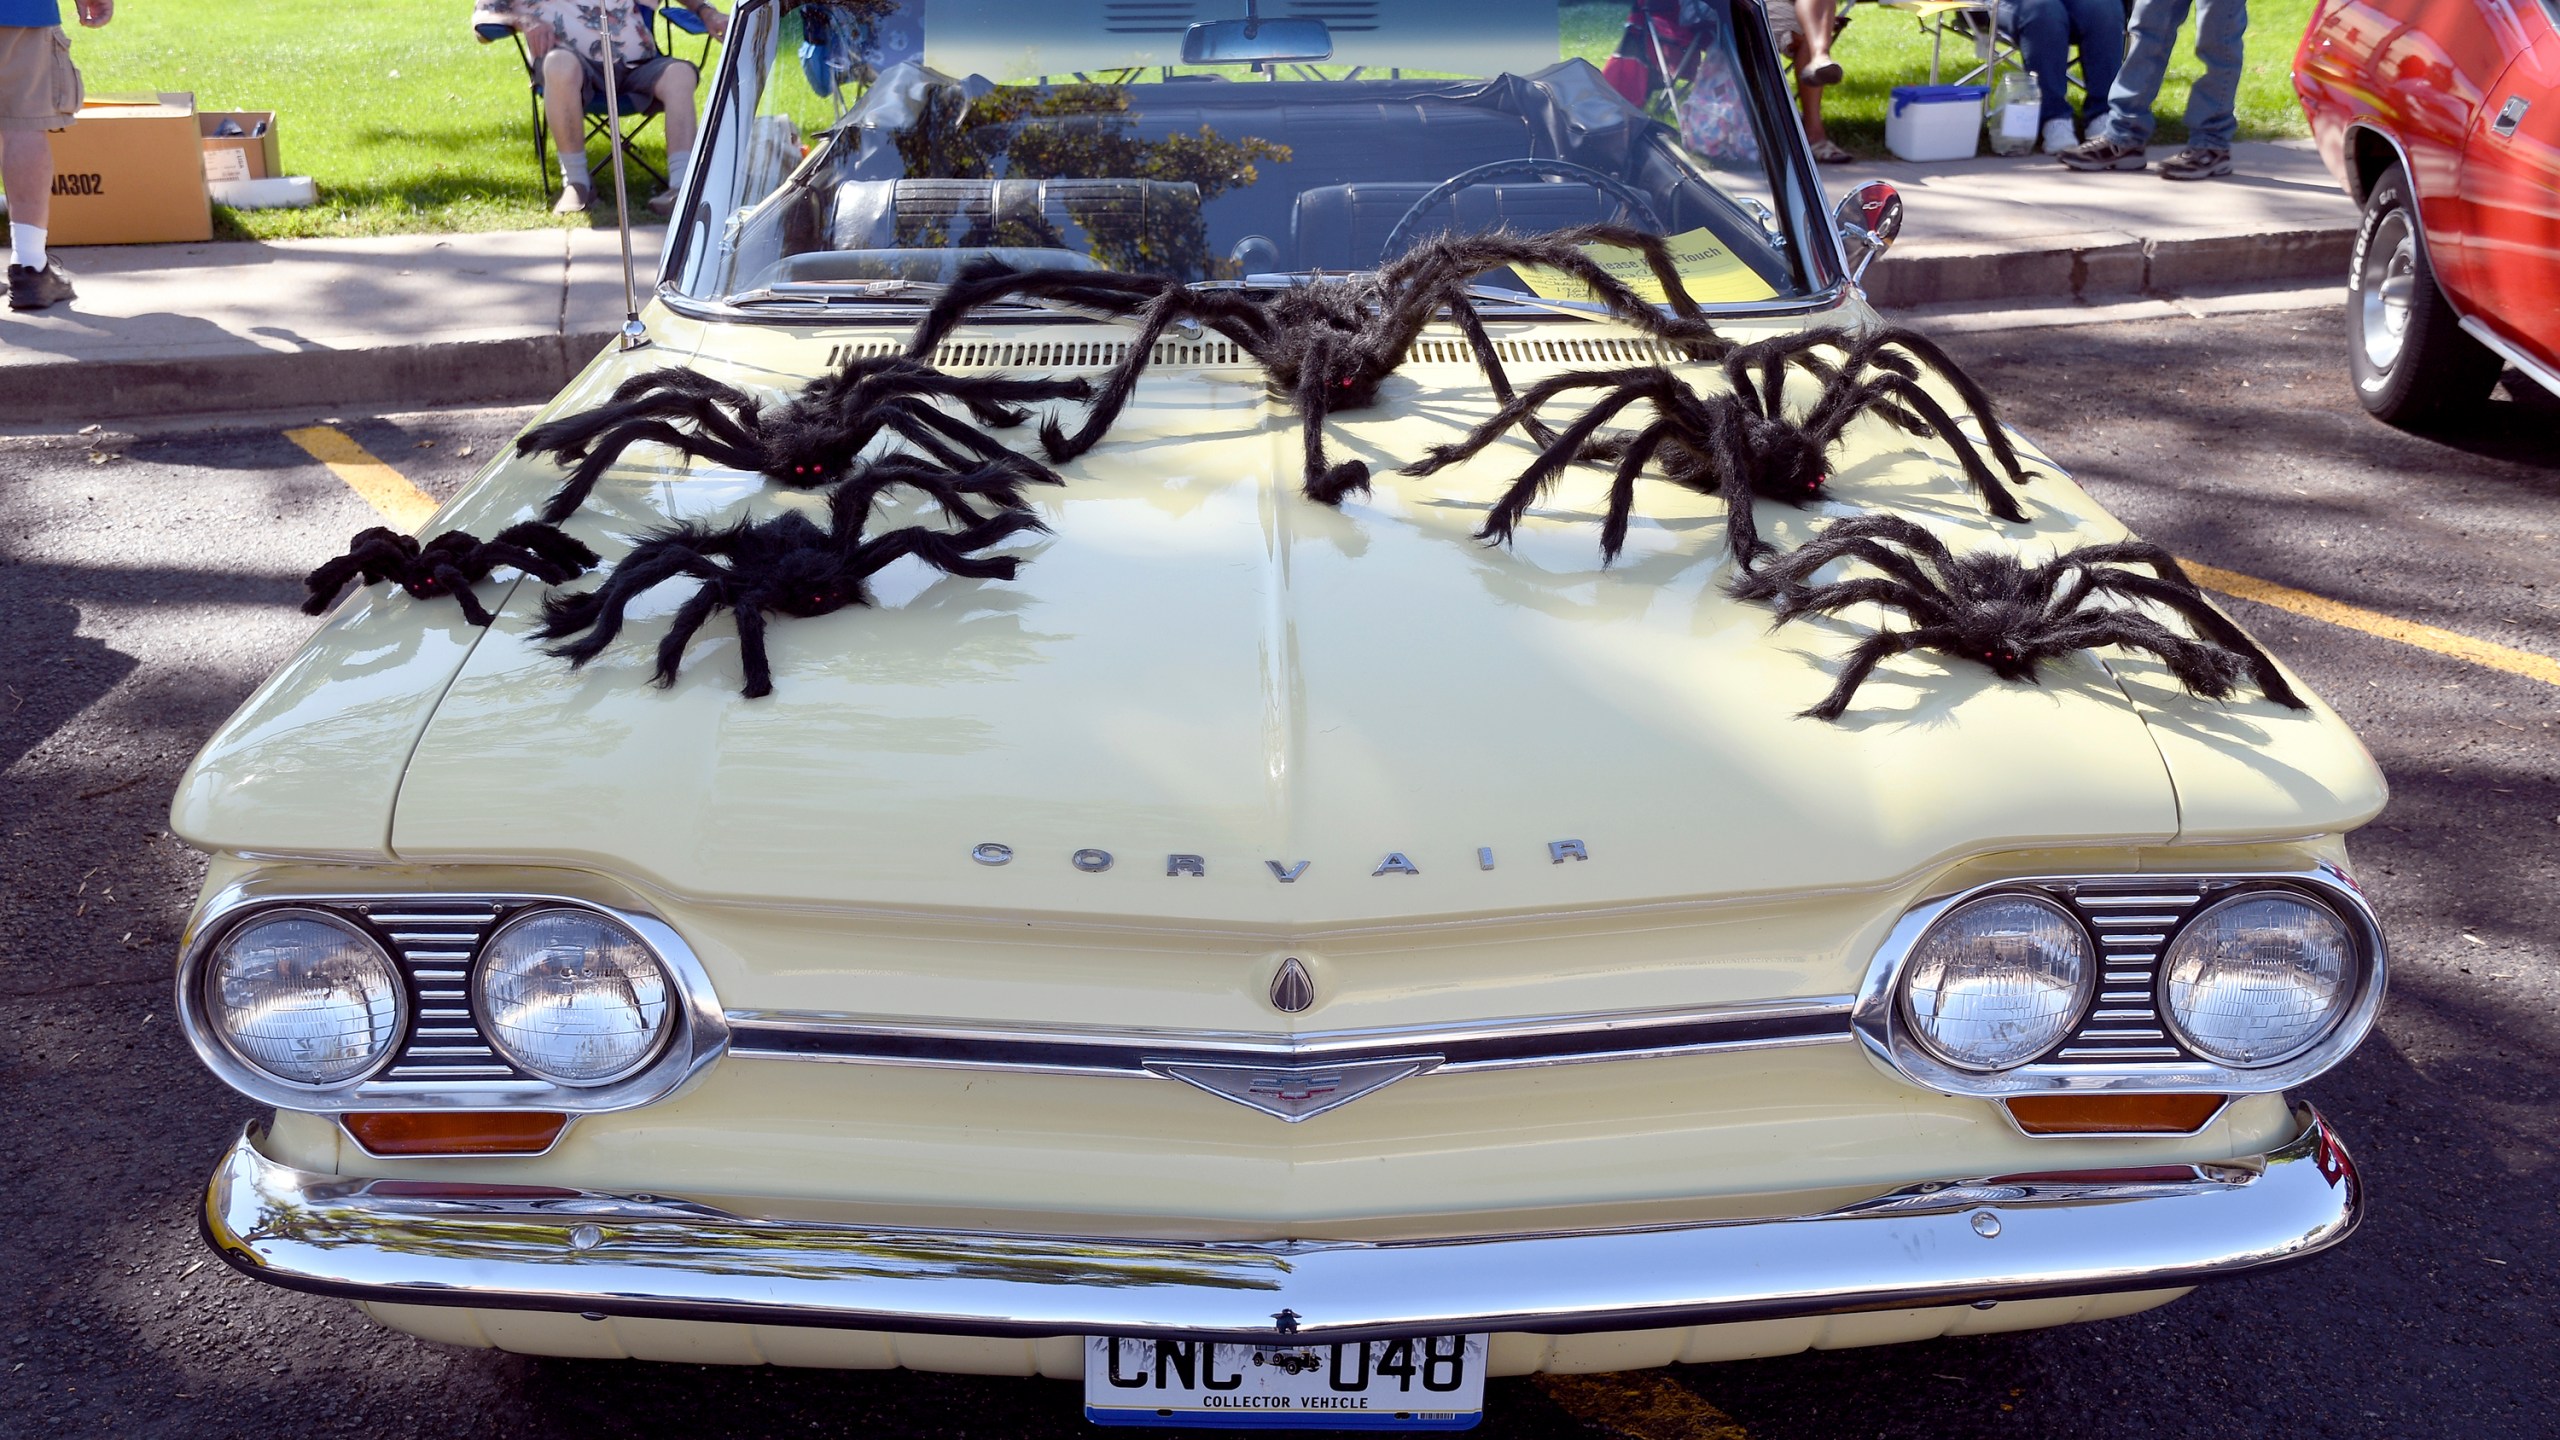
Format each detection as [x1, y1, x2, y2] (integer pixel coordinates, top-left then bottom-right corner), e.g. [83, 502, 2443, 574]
[1854, 865, 2386, 1099]
[176, 879, 727, 1114]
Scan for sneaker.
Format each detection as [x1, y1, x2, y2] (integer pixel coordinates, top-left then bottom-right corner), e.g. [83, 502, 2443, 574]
[2158, 147, 2234, 181]
[2041, 118, 2079, 154]
[2056, 135, 2147, 171]
[7, 260, 74, 311]
[552, 182, 594, 215]
[645, 187, 678, 218]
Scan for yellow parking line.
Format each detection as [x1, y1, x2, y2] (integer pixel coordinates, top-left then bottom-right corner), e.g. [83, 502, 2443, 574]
[284, 425, 440, 531]
[2184, 558, 2560, 690]
[1534, 1372, 1751, 1440]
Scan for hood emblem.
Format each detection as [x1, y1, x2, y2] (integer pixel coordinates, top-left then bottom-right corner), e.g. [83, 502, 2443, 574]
[1268, 957, 1315, 1014]
[1145, 1057, 1437, 1122]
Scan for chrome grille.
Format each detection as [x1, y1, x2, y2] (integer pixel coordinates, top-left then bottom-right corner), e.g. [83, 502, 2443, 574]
[353, 901, 519, 1082]
[2047, 883, 2205, 1063]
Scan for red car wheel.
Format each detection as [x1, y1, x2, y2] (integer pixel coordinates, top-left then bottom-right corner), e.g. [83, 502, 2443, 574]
[2347, 162, 2504, 427]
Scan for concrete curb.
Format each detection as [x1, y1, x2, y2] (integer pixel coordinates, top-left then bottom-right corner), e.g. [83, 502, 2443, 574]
[1866, 227, 2354, 310]
[22, 331, 615, 427]
[23, 225, 2352, 424]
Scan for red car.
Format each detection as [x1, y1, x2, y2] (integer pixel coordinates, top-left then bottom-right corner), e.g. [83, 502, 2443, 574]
[2295, 0, 2560, 424]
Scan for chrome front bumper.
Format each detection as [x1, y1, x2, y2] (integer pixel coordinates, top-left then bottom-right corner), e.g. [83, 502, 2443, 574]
[204, 1107, 2359, 1343]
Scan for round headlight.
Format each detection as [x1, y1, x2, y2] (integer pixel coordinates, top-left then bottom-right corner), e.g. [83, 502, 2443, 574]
[476, 909, 671, 1086]
[206, 909, 404, 1087]
[1901, 893, 2093, 1072]
[2162, 891, 2354, 1067]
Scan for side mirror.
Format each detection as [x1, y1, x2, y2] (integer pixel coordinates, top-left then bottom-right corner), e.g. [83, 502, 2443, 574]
[1180, 17, 1333, 65]
[1833, 180, 1903, 283]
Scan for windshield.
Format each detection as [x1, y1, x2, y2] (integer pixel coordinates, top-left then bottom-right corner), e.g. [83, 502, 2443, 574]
[669, 0, 1832, 309]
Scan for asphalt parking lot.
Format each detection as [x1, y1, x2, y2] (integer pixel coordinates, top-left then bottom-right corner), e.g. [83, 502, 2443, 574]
[3, 301, 2556, 1439]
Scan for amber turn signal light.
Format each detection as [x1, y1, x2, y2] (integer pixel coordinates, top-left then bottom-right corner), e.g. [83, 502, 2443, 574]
[2004, 1094, 2228, 1136]
[342, 1111, 569, 1157]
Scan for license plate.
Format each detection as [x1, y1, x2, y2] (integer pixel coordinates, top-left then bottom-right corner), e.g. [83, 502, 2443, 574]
[1084, 1334, 1488, 1429]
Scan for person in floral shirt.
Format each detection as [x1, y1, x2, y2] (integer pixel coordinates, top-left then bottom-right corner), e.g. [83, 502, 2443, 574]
[475, 0, 729, 214]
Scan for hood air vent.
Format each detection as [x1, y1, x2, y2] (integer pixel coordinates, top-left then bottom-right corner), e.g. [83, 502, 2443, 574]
[823, 331, 1680, 374]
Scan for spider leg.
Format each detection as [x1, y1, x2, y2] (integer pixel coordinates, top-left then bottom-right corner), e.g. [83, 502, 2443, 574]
[2065, 564, 2307, 708]
[651, 586, 730, 690]
[1801, 627, 1941, 721]
[1475, 387, 1661, 545]
[488, 522, 602, 579]
[1596, 422, 1670, 564]
[1404, 367, 1669, 477]
[843, 509, 1049, 582]
[301, 529, 417, 615]
[1849, 327, 2033, 484]
[2042, 612, 2249, 701]
[1767, 576, 1940, 630]
[420, 561, 498, 627]
[1035, 287, 1237, 461]
[905, 260, 1171, 359]
[518, 369, 764, 464]
[1727, 512, 1959, 603]
[1708, 400, 1786, 572]
[1293, 364, 1378, 504]
[535, 418, 762, 524]
[1815, 374, 2029, 524]
[539, 545, 726, 665]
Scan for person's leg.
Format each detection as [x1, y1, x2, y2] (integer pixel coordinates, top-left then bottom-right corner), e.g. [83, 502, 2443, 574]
[2097, 0, 2190, 147]
[1, 126, 49, 231]
[654, 60, 697, 165]
[646, 60, 700, 214]
[2062, 0, 2126, 133]
[538, 46, 592, 206]
[1996, 0, 2076, 127]
[2180, 0, 2245, 151]
[1795, 0, 1841, 86]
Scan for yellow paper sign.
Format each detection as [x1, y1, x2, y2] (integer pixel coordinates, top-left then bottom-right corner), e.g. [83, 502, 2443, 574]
[1517, 226, 1779, 307]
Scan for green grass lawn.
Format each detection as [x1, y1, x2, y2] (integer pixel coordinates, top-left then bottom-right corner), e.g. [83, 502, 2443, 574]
[1562, 0, 2314, 156]
[60, 0, 721, 240]
[31, 0, 2310, 242]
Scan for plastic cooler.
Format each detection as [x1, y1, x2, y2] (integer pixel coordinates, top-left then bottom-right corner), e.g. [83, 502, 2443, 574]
[1886, 84, 1989, 162]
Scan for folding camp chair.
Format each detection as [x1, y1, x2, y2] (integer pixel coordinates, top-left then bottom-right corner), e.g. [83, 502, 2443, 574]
[476, 3, 713, 194]
[1878, 0, 2025, 85]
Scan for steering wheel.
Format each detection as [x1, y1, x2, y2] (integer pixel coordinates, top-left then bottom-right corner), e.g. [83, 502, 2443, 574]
[1377, 159, 1667, 264]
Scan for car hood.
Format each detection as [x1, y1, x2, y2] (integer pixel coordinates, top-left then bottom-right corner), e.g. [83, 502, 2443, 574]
[176, 311, 2386, 927]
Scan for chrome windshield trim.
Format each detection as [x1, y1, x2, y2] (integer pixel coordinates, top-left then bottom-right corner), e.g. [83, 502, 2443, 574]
[176, 878, 729, 1114]
[725, 997, 1854, 1077]
[204, 1106, 2361, 1344]
[1853, 865, 2388, 1098]
[657, 280, 1863, 331]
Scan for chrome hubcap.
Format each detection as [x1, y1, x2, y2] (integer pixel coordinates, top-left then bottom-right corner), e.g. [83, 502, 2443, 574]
[2359, 212, 2416, 373]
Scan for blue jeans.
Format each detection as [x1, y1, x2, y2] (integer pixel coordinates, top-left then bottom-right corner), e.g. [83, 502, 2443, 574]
[1997, 0, 2126, 130]
[2100, 0, 2248, 151]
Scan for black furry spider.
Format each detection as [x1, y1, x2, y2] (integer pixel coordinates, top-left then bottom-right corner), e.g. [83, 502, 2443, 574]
[1406, 326, 2034, 570]
[515, 356, 1094, 523]
[301, 522, 598, 627]
[902, 226, 1729, 504]
[535, 469, 1046, 698]
[1741, 514, 2308, 721]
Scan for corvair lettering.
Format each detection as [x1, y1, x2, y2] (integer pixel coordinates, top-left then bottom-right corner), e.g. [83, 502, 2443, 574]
[971, 844, 1592, 875]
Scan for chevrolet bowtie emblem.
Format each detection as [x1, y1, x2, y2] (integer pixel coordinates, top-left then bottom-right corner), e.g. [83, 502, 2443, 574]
[1144, 1057, 1439, 1121]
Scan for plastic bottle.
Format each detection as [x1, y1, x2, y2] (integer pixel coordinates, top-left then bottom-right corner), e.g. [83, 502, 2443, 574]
[1986, 68, 2041, 157]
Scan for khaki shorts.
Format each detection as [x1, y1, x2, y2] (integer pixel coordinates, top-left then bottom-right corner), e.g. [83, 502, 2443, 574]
[0, 25, 82, 133]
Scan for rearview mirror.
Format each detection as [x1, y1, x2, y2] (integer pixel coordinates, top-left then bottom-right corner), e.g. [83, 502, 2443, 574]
[1833, 180, 1902, 283]
[1181, 17, 1334, 65]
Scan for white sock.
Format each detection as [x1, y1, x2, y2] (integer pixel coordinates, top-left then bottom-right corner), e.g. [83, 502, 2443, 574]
[11, 222, 46, 271]
[664, 148, 691, 185]
[559, 152, 591, 191]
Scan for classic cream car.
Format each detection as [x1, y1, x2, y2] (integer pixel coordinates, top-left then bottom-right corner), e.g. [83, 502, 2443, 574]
[178, 0, 2385, 1428]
